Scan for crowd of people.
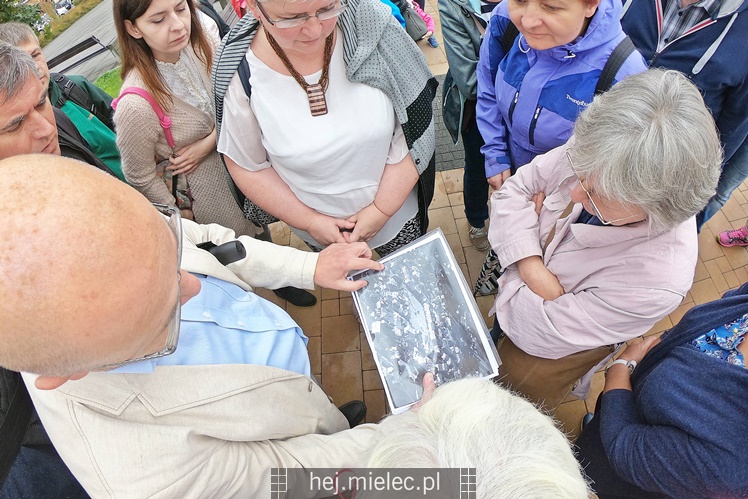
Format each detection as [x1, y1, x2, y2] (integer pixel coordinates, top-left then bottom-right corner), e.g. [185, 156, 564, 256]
[0, 0, 747, 496]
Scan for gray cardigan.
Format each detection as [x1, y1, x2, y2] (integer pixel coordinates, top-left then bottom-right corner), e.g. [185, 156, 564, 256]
[438, 0, 484, 143]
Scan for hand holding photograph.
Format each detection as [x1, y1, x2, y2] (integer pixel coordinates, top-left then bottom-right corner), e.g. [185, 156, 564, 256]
[350, 229, 500, 413]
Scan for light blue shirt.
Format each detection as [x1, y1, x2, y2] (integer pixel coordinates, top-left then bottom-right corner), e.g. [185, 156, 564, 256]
[110, 275, 310, 376]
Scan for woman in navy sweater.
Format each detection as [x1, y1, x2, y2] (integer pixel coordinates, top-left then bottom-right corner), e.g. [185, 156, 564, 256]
[576, 282, 748, 498]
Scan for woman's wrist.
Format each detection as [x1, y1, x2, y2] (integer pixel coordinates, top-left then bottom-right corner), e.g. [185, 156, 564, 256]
[371, 199, 395, 218]
[602, 362, 633, 393]
[201, 133, 216, 157]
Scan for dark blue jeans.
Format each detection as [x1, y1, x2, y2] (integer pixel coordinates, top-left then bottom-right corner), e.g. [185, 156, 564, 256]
[462, 116, 489, 229]
[697, 138, 748, 230]
[1, 446, 88, 499]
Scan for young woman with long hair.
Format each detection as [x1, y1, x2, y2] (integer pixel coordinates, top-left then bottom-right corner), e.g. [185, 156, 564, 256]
[113, 0, 258, 237]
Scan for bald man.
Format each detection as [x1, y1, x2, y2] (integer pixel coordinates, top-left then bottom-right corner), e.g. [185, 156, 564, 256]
[0, 155, 385, 497]
[0, 42, 118, 499]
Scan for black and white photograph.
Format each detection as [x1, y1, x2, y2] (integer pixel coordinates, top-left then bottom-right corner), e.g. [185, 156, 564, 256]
[351, 229, 500, 413]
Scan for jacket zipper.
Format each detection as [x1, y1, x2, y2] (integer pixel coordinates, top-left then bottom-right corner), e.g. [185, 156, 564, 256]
[508, 91, 519, 125]
[529, 106, 542, 146]
[650, 0, 716, 65]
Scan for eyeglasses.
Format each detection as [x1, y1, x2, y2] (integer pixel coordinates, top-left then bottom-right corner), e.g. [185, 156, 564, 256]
[565, 149, 644, 226]
[96, 204, 183, 371]
[256, 0, 348, 28]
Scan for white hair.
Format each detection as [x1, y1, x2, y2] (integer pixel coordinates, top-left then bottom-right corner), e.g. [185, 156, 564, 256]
[570, 68, 722, 233]
[366, 379, 590, 499]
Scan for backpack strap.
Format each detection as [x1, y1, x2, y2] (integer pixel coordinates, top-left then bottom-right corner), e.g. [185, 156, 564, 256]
[0, 370, 34, 486]
[111, 88, 176, 152]
[52, 74, 93, 113]
[488, 20, 519, 86]
[595, 36, 636, 95]
[500, 21, 520, 56]
[52, 73, 115, 131]
[237, 58, 252, 100]
[213, 16, 257, 209]
[197, 0, 230, 39]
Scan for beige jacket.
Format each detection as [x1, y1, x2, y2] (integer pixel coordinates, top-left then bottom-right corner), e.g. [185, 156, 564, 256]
[114, 50, 258, 237]
[24, 221, 377, 498]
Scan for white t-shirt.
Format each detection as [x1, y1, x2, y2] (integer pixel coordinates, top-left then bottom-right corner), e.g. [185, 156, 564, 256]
[218, 29, 417, 249]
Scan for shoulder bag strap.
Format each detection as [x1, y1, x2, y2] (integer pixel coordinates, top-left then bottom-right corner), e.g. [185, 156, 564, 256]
[112, 88, 176, 152]
[500, 21, 520, 54]
[542, 201, 575, 255]
[460, 6, 487, 37]
[595, 36, 636, 95]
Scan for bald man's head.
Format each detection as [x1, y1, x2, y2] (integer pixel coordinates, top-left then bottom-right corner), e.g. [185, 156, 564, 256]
[0, 154, 180, 376]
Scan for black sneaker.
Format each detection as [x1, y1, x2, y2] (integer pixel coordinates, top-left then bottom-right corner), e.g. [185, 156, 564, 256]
[273, 286, 317, 307]
[338, 400, 367, 428]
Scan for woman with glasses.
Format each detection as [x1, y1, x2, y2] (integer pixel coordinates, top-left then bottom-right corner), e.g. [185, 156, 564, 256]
[476, 0, 647, 192]
[487, 70, 722, 411]
[215, 0, 436, 256]
[112, 0, 259, 238]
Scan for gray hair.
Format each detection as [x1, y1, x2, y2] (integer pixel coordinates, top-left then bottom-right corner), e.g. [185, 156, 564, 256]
[570, 68, 722, 233]
[0, 42, 40, 105]
[0, 22, 38, 46]
[366, 379, 590, 499]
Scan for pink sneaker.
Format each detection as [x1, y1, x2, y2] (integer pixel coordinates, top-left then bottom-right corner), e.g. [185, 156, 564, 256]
[716, 226, 748, 247]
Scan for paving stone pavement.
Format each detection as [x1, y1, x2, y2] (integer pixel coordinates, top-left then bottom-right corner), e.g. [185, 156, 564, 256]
[433, 74, 468, 173]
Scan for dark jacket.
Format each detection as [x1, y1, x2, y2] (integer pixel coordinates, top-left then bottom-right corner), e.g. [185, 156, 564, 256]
[48, 74, 115, 132]
[49, 74, 126, 181]
[621, 0, 748, 164]
[577, 282, 748, 499]
[54, 108, 117, 178]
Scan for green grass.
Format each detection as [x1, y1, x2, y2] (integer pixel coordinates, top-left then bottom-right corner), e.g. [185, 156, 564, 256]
[94, 67, 122, 98]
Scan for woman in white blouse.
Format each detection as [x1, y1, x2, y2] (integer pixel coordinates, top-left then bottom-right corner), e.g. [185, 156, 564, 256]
[112, 0, 258, 237]
[217, 0, 434, 255]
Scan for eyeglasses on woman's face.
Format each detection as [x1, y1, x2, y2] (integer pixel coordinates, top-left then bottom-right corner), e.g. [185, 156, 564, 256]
[566, 149, 646, 226]
[256, 0, 348, 28]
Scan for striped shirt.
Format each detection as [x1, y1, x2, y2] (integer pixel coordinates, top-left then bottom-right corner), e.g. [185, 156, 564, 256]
[658, 0, 721, 51]
[480, 0, 499, 22]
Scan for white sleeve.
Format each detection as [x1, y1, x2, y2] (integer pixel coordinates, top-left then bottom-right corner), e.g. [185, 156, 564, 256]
[386, 120, 409, 165]
[216, 65, 272, 172]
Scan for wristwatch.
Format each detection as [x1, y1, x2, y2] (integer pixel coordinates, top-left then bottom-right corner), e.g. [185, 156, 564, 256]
[605, 358, 637, 376]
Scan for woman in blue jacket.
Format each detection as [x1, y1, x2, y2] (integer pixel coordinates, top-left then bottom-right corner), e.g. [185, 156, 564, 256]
[476, 0, 646, 189]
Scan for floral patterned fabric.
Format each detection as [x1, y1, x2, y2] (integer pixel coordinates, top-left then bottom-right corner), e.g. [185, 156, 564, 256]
[689, 313, 748, 367]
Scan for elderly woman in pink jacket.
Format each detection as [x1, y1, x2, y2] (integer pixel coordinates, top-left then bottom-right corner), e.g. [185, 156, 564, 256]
[489, 70, 722, 412]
